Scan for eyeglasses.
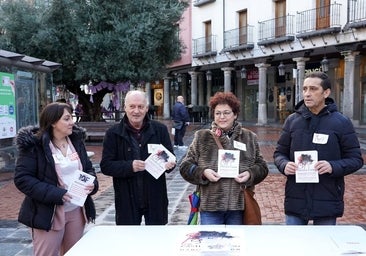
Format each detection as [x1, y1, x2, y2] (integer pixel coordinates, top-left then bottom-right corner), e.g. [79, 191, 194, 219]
[214, 111, 233, 117]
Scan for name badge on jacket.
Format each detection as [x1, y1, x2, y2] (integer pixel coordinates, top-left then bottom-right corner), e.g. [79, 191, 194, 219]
[312, 133, 329, 144]
[233, 140, 247, 151]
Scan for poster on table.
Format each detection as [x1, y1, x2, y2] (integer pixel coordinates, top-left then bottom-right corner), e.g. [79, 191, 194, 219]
[0, 72, 16, 139]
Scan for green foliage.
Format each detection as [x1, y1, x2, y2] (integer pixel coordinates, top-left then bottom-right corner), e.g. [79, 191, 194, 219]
[0, 0, 187, 84]
[0, 0, 188, 120]
[76, 0, 187, 83]
[0, 1, 43, 53]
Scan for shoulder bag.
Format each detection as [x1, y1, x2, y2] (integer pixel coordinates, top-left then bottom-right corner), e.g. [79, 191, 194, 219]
[211, 132, 262, 225]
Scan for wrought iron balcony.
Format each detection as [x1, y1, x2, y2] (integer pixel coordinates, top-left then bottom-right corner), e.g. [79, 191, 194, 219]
[345, 0, 366, 30]
[222, 25, 255, 52]
[192, 35, 217, 58]
[193, 0, 216, 7]
[296, 3, 342, 39]
[257, 15, 295, 46]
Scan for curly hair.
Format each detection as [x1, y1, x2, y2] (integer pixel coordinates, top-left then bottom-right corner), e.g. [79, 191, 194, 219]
[209, 92, 241, 116]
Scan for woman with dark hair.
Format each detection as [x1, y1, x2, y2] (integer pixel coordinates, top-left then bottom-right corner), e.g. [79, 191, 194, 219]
[14, 102, 98, 255]
[180, 92, 268, 225]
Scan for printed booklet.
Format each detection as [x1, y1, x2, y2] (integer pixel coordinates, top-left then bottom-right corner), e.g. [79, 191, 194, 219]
[294, 150, 319, 183]
[217, 149, 240, 178]
[145, 144, 176, 179]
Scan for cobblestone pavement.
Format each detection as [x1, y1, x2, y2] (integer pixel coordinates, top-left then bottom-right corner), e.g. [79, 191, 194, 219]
[1, 121, 365, 255]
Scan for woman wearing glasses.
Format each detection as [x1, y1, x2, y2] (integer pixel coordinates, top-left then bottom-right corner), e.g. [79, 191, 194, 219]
[180, 92, 268, 225]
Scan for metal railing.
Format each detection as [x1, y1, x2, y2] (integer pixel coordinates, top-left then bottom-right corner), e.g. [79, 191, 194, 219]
[258, 15, 295, 41]
[193, 0, 216, 6]
[296, 3, 341, 34]
[192, 35, 217, 56]
[223, 25, 254, 49]
[348, 0, 366, 23]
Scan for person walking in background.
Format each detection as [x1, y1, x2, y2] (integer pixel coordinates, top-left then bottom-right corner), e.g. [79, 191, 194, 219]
[107, 99, 115, 112]
[273, 71, 363, 225]
[172, 95, 190, 149]
[180, 92, 268, 225]
[74, 102, 83, 122]
[100, 90, 176, 225]
[14, 102, 98, 255]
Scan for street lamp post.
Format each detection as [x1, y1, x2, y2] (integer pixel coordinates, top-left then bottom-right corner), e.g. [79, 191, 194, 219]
[206, 70, 212, 81]
[278, 62, 285, 76]
[241, 67, 247, 79]
[321, 57, 329, 73]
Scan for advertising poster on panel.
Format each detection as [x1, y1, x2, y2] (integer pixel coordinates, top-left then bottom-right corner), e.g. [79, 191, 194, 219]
[0, 72, 16, 139]
[154, 89, 164, 106]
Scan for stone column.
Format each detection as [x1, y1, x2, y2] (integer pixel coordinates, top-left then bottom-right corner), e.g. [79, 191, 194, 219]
[341, 51, 359, 119]
[255, 63, 270, 125]
[145, 82, 151, 105]
[163, 77, 171, 119]
[189, 71, 198, 105]
[206, 72, 212, 120]
[292, 57, 309, 104]
[221, 67, 234, 92]
[236, 70, 244, 121]
[180, 74, 187, 103]
[198, 72, 204, 106]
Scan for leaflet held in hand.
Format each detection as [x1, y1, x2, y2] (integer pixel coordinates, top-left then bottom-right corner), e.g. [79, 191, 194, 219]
[68, 170, 95, 206]
[145, 144, 176, 179]
[217, 149, 240, 178]
[294, 150, 319, 183]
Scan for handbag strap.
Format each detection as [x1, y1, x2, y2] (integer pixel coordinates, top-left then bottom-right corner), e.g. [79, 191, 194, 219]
[211, 132, 223, 149]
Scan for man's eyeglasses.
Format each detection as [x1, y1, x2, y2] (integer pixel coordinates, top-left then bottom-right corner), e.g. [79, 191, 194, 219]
[214, 111, 233, 117]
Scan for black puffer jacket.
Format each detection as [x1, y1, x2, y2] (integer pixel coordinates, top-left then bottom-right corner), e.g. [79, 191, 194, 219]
[274, 98, 363, 220]
[14, 125, 98, 231]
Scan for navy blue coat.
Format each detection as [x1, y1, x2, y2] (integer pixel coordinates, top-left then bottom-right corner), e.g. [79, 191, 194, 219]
[14, 125, 98, 231]
[100, 116, 174, 225]
[172, 102, 190, 123]
[274, 98, 363, 220]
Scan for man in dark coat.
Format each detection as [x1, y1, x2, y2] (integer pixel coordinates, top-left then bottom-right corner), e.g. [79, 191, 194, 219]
[100, 90, 176, 225]
[172, 95, 190, 148]
[273, 71, 363, 225]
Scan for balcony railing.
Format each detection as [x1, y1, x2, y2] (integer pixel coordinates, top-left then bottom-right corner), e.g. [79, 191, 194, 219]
[223, 25, 254, 51]
[258, 15, 295, 43]
[346, 0, 366, 29]
[192, 35, 217, 57]
[193, 0, 216, 7]
[296, 3, 341, 35]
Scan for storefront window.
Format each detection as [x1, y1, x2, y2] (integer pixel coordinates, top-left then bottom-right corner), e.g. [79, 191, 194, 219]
[15, 71, 38, 130]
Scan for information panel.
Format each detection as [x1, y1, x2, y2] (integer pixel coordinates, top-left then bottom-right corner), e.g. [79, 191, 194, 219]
[0, 72, 16, 139]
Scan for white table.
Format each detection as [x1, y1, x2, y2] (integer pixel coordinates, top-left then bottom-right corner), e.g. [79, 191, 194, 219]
[65, 225, 366, 256]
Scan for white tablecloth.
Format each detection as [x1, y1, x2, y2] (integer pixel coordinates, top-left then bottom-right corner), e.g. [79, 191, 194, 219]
[65, 225, 366, 256]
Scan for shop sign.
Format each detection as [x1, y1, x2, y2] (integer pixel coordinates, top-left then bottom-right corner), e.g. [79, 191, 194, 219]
[247, 69, 259, 86]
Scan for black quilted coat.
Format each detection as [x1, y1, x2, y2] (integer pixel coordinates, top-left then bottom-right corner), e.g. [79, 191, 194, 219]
[14, 125, 98, 231]
[274, 98, 363, 220]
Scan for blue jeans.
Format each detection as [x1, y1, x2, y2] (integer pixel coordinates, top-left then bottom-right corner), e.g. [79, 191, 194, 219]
[200, 211, 243, 225]
[286, 214, 337, 225]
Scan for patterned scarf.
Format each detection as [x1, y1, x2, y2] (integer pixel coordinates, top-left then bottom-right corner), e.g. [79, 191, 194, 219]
[211, 121, 238, 138]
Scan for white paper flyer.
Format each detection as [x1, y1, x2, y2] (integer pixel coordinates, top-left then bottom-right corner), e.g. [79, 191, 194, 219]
[178, 230, 242, 256]
[68, 170, 95, 206]
[145, 144, 176, 179]
[294, 150, 319, 183]
[217, 149, 240, 178]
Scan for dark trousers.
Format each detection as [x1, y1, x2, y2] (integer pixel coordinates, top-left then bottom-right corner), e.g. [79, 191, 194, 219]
[174, 124, 186, 146]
